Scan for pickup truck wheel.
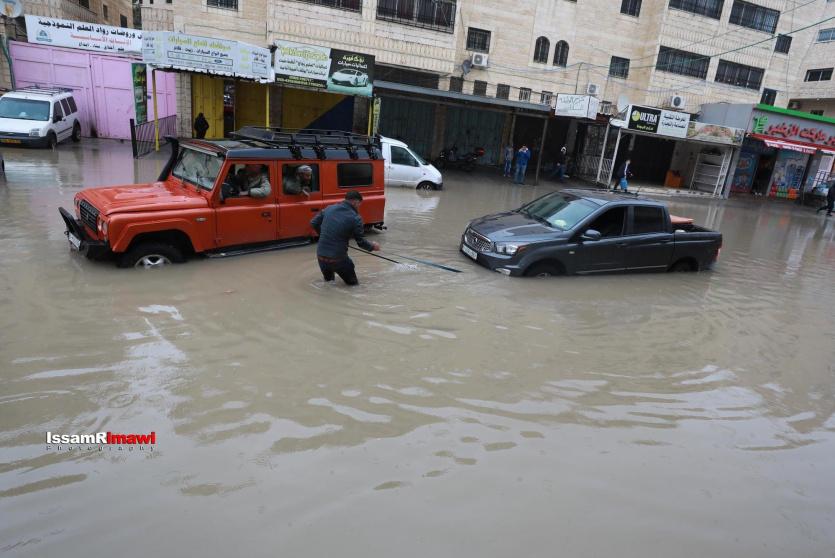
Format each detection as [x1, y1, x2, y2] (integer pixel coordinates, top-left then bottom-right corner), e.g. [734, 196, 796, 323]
[524, 262, 562, 278]
[71, 123, 81, 142]
[119, 242, 184, 269]
[670, 260, 696, 272]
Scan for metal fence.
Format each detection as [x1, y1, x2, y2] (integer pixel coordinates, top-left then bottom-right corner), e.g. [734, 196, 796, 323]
[376, 0, 456, 33]
[130, 115, 177, 159]
[575, 155, 613, 184]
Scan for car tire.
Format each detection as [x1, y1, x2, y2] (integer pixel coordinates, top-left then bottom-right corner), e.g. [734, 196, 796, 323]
[47, 132, 57, 149]
[669, 260, 696, 272]
[417, 181, 435, 191]
[71, 123, 81, 142]
[119, 242, 184, 269]
[524, 262, 562, 278]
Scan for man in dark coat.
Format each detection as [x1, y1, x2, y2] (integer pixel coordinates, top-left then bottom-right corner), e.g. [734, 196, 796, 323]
[612, 158, 632, 192]
[311, 191, 380, 285]
[194, 113, 209, 139]
[817, 180, 835, 216]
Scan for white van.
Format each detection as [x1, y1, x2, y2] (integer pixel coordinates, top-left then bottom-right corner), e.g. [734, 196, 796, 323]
[0, 86, 82, 148]
[380, 136, 443, 190]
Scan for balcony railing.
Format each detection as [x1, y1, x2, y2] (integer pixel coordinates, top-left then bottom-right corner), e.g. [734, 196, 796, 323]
[376, 0, 456, 33]
[289, 0, 362, 12]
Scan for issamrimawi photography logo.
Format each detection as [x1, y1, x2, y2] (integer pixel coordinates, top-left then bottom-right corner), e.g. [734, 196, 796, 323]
[46, 431, 156, 451]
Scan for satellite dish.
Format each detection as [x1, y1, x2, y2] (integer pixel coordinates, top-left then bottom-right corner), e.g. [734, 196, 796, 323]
[1, 0, 23, 18]
[616, 94, 630, 113]
[461, 59, 472, 76]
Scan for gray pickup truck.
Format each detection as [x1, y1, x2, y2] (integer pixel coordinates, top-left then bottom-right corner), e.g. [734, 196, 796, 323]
[460, 189, 722, 277]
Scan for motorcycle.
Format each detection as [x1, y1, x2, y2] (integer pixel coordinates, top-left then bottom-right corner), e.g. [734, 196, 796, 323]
[435, 146, 485, 172]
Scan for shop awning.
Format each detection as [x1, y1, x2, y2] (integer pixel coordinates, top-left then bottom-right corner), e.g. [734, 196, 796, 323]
[749, 134, 818, 154]
[375, 80, 551, 115]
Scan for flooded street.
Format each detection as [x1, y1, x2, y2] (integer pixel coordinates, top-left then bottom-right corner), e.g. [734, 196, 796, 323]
[1, 140, 835, 557]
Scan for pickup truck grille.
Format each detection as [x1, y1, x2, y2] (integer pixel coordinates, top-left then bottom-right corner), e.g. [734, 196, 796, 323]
[79, 199, 99, 232]
[464, 228, 493, 253]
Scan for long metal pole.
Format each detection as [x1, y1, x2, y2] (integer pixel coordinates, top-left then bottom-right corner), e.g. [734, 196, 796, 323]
[265, 85, 270, 128]
[152, 69, 159, 151]
[595, 120, 611, 185]
[606, 128, 623, 188]
[534, 117, 548, 185]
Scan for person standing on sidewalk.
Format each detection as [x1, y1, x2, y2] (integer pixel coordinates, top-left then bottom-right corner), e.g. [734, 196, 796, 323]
[514, 145, 531, 184]
[194, 113, 209, 139]
[816, 180, 835, 216]
[549, 146, 567, 182]
[502, 144, 514, 177]
[310, 190, 380, 286]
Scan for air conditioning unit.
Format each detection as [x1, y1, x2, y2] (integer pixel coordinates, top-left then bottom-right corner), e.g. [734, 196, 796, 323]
[586, 83, 600, 96]
[471, 53, 489, 68]
[788, 100, 801, 110]
[667, 94, 687, 110]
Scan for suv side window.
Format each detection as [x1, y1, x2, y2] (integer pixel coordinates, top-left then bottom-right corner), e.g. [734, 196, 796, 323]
[60, 99, 72, 115]
[53, 102, 63, 121]
[632, 206, 667, 234]
[221, 163, 272, 198]
[282, 163, 320, 195]
[586, 207, 626, 238]
[67, 96, 78, 113]
[337, 163, 373, 188]
[391, 146, 418, 167]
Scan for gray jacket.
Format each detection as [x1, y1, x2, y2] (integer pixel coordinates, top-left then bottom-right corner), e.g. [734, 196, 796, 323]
[245, 173, 271, 198]
[310, 201, 374, 259]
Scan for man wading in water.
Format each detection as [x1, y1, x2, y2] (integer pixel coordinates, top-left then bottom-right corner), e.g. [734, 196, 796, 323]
[311, 190, 380, 285]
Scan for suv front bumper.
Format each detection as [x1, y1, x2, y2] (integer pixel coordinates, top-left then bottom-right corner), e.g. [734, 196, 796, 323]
[459, 237, 525, 276]
[59, 207, 110, 259]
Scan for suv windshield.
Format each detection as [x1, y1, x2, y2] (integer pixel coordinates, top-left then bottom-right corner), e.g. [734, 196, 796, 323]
[172, 148, 223, 190]
[519, 193, 598, 231]
[0, 98, 50, 121]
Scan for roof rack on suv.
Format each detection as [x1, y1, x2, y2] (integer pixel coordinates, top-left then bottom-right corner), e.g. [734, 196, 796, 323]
[15, 85, 74, 96]
[231, 126, 381, 160]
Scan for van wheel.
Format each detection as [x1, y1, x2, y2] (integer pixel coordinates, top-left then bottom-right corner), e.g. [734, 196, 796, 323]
[417, 181, 434, 191]
[71, 123, 81, 142]
[524, 262, 562, 278]
[669, 259, 696, 272]
[119, 242, 184, 269]
[47, 132, 57, 149]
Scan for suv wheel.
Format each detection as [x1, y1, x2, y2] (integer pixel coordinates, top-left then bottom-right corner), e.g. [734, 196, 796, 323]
[47, 132, 57, 149]
[71, 122, 81, 142]
[669, 260, 696, 272]
[119, 242, 184, 269]
[524, 262, 562, 278]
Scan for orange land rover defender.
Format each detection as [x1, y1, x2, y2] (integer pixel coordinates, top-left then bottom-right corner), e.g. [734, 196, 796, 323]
[59, 128, 386, 268]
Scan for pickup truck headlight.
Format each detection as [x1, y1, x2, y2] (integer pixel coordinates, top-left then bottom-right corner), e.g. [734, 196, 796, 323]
[29, 128, 41, 137]
[494, 242, 527, 255]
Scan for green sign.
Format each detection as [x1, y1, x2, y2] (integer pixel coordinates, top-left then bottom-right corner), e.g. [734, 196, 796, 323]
[132, 63, 148, 124]
[752, 115, 768, 134]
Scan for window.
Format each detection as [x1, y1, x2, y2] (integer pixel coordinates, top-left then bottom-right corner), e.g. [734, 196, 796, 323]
[282, 164, 320, 194]
[173, 149, 223, 191]
[337, 163, 373, 188]
[473, 80, 487, 96]
[207, 0, 238, 9]
[449, 76, 463, 92]
[810, 109, 824, 116]
[817, 28, 835, 42]
[376, 0, 457, 33]
[760, 88, 776, 105]
[540, 91, 553, 105]
[587, 207, 627, 238]
[79, 0, 89, 8]
[621, 0, 642, 16]
[729, 1, 779, 34]
[715, 60, 764, 90]
[103, 4, 108, 17]
[519, 87, 531, 101]
[291, 0, 362, 12]
[120, 14, 128, 26]
[668, 0, 724, 19]
[52, 102, 63, 121]
[60, 99, 72, 115]
[219, 164, 272, 198]
[533, 36, 550, 63]
[466, 28, 491, 53]
[67, 97, 78, 113]
[391, 146, 418, 166]
[496, 84, 510, 99]
[376, 64, 439, 89]
[553, 40, 569, 67]
[632, 206, 667, 234]
[805, 68, 833, 82]
[774, 34, 791, 54]
[610, 56, 630, 78]
[0, 98, 50, 120]
[656, 46, 709, 79]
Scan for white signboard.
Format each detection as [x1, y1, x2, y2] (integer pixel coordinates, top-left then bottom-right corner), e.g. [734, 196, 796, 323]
[142, 31, 272, 82]
[554, 94, 600, 119]
[25, 15, 142, 54]
[274, 40, 332, 85]
[658, 109, 690, 138]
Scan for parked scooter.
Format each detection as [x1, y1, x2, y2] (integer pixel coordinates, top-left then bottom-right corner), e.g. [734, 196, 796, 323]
[435, 145, 485, 172]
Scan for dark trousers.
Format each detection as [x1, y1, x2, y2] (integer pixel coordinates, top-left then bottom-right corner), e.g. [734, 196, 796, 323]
[318, 256, 358, 285]
[818, 199, 834, 214]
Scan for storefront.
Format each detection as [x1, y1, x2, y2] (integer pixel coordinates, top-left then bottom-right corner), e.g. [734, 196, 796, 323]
[701, 103, 835, 201]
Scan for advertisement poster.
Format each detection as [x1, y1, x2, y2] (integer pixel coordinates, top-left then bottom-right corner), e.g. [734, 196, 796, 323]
[731, 151, 758, 193]
[371, 97, 381, 135]
[554, 94, 599, 119]
[769, 150, 809, 198]
[274, 40, 375, 96]
[686, 122, 742, 145]
[131, 63, 148, 124]
[142, 32, 272, 81]
[627, 105, 660, 134]
[26, 14, 143, 54]
[627, 104, 689, 138]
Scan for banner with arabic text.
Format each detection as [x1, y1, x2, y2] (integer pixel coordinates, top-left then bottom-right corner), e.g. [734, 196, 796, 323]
[25, 15, 142, 54]
[274, 40, 374, 97]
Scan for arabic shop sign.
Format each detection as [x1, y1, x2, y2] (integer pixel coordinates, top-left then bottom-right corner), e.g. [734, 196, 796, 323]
[274, 40, 375, 97]
[25, 15, 142, 54]
[554, 94, 600, 119]
[131, 63, 148, 124]
[627, 104, 690, 138]
[142, 32, 272, 82]
[751, 112, 835, 148]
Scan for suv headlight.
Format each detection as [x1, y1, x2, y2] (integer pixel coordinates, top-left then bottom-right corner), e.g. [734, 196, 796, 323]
[97, 218, 108, 239]
[29, 128, 41, 137]
[494, 242, 527, 255]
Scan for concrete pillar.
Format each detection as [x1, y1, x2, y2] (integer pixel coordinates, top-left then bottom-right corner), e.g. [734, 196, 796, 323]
[270, 85, 282, 128]
[176, 73, 193, 137]
[430, 104, 447, 159]
[352, 95, 369, 134]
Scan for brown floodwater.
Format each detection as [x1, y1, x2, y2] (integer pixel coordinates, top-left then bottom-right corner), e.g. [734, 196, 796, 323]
[1, 141, 834, 557]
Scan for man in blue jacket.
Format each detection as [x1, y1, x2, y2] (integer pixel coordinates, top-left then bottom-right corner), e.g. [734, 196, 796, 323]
[514, 145, 531, 184]
[311, 190, 380, 285]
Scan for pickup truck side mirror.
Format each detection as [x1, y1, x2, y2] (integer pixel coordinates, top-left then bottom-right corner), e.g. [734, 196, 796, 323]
[581, 229, 602, 241]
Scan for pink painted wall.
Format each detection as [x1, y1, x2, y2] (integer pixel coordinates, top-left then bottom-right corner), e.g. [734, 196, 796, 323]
[9, 41, 176, 139]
